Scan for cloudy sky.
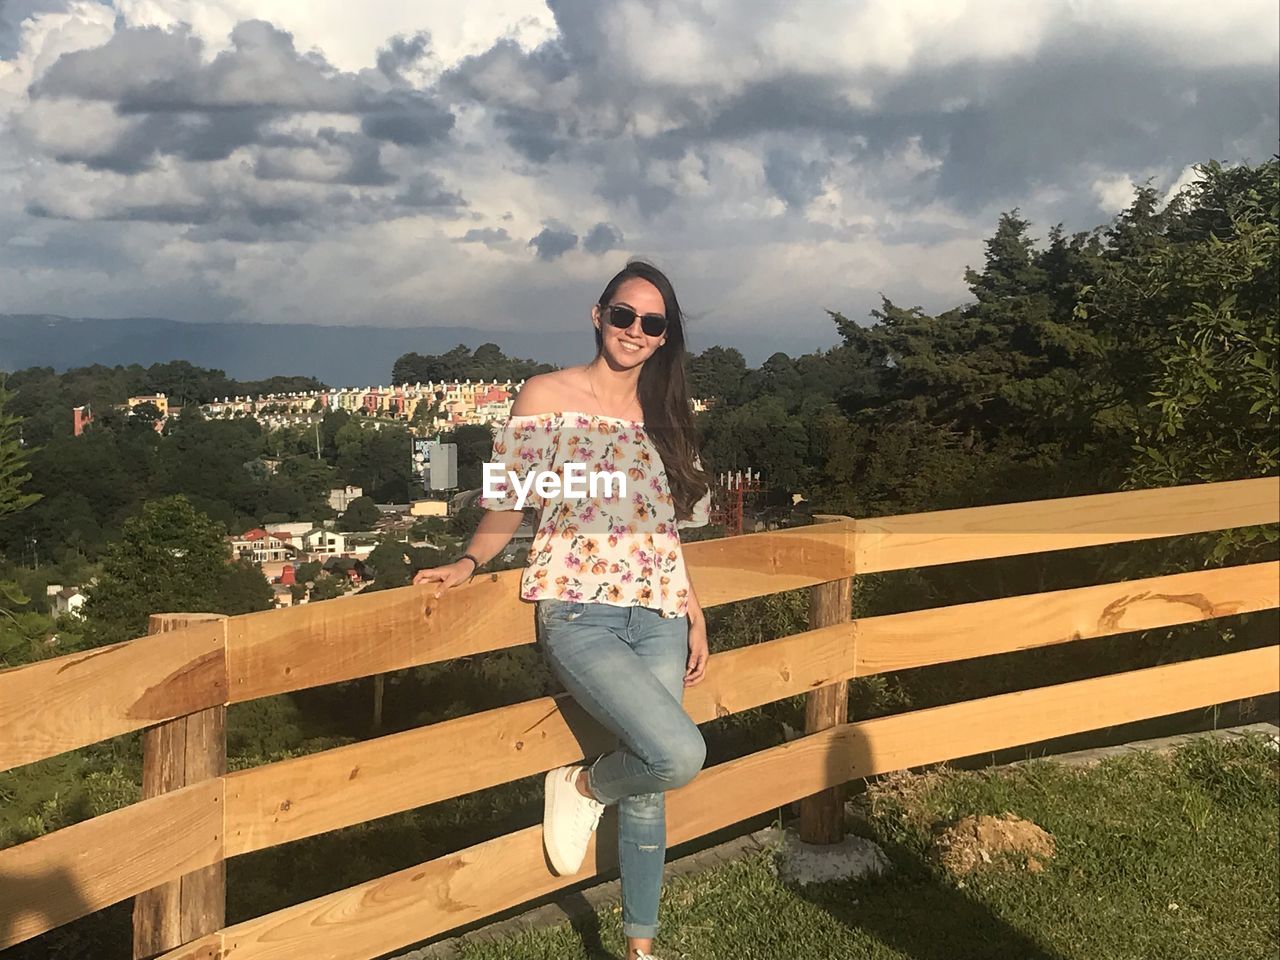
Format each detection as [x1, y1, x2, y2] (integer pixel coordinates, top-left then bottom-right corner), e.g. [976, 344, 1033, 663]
[0, 0, 1276, 355]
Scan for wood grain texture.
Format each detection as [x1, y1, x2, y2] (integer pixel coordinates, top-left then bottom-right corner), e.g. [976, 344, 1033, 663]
[0, 780, 224, 949]
[223, 621, 856, 856]
[225, 522, 856, 703]
[8, 479, 1270, 769]
[0, 619, 227, 772]
[855, 561, 1279, 675]
[855, 476, 1278, 574]
[9, 558, 1269, 946]
[134, 614, 229, 960]
[135, 616, 227, 960]
[223, 560, 1277, 856]
[800, 578, 853, 844]
[157, 646, 1279, 960]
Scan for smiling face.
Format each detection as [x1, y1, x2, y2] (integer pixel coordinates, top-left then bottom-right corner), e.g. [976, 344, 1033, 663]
[592, 277, 668, 369]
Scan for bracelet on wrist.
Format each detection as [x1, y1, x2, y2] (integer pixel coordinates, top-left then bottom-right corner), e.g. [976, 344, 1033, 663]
[457, 553, 480, 579]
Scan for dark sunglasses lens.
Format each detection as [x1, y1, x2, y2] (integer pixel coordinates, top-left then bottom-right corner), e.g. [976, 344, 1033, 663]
[607, 305, 636, 329]
[641, 314, 667, 337]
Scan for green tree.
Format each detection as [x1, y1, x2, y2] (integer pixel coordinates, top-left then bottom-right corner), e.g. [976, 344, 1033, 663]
[338, 495, 382, 531]
[1104, 160, 1279, 487]
[82, 496, 232, 646]
[308, 573, 346, 602]
[443, 423, 495, 491]
[1090, 159, 1280, 561]
[689, 346, 748, 400]
[218, 558, 275, 615]
[364, 536, 415, 589]
[0, 377, 42, 620]
[449, 503, 484, 539]
[701, 395, 809, 495]
[0, 377, 41, 524]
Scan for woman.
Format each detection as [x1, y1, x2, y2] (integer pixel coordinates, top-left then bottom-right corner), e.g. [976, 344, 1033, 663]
[414, 259, 712, 960]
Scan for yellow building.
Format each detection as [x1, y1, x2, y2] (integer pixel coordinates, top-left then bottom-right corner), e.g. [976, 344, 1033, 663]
[410, 500, 449, 517]
[127, 393, 169, 416]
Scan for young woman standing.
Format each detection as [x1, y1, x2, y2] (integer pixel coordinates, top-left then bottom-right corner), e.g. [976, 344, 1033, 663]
[415, 260, 712, 960]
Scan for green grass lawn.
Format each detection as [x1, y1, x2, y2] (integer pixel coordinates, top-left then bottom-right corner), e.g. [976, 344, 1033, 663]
[448, 733, 1279, 960]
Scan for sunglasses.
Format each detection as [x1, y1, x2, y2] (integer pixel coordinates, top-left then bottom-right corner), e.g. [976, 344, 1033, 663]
[602, 303, 668, 338]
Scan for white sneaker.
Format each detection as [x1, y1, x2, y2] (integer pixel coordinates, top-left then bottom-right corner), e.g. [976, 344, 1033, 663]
[543, 763, 605, 875]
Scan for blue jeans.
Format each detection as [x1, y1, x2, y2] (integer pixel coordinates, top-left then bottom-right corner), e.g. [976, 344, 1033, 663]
[535, 598, 707, 940]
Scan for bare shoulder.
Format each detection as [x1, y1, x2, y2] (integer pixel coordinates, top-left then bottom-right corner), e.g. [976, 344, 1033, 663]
[510, 369, 590, 416]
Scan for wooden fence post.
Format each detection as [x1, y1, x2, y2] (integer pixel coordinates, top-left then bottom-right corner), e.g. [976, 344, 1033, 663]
[799, 577, 853, 844]
[132, 613, 228, 960]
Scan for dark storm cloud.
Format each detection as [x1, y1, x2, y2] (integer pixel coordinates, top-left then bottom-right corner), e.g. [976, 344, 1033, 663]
[396, 172, 466, 208]
[376, 30, 432, 84]
[29, 18, 455, 172]
[494, 107, 570, 163]
[583, 221, 622, 254]
[33, 20, 369, 111]
[26, 198, 217, 224]
[442, 38, 577, 162]
[763, 148, 831, 210]
[911, 51, 1279, 210]
[361, 92, 455, 145]
[455, 227, 512, 246]
[254, 129, 396, 186]
[11, 2, 1277, 265]
[529, 222, 578, 260]
[438, 3, 1277, 220]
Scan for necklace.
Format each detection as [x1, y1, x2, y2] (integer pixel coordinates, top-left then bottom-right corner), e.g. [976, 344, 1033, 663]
[586, 364, 640, 420]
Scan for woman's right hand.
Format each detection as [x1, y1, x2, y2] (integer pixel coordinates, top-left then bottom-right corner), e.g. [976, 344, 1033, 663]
[413, 560, 477, 598]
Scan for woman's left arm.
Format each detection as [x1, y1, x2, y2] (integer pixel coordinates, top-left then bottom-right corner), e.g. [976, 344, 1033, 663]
[684, 578, 708, 686]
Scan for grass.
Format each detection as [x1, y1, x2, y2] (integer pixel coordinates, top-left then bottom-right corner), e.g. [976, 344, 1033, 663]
[445, 733, 1279, 960]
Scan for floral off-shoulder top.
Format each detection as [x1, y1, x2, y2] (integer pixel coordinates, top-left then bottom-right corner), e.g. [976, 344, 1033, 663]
[477, 412, 711, 619]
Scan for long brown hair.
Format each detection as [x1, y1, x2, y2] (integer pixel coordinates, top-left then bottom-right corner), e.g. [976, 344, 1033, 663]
[594, 260, 710, 521]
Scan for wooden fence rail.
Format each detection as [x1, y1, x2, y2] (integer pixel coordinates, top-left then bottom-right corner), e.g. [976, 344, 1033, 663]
[0, 476, 1275, 958]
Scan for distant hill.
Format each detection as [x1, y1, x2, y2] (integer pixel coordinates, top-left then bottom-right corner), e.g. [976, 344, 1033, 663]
[0, 314, 837, 383]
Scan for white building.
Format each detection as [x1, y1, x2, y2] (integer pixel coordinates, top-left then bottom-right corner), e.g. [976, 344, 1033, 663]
[47, 585, 87, 619]
[302, 528, 349, 555]
[328, 485, 364, 512]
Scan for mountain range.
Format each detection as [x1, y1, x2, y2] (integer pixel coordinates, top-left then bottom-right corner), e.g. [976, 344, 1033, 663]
[0, 314, 838, 384]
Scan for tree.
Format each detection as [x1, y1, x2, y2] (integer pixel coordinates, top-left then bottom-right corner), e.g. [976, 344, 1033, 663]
[700, 394, 809, 494]
[364, 536, 415, 589]
[390, 344, 553, 386]
[688, 346, 748, 400]
[308, 573, 346, 602]
[218, 558, 275, 614]
[442, 423, 495, 491]
[449, 503, 484, 539]
[410, 397, 441, 427]
[0, 377, 41, 524]
[0, 377, 42, 622]
[130, 401, 163, 425]
[1099, 159, 1279, 560]
[82, 496, 234, 646]
[292, 560, 321, 584]
[338, 495, 382, 531]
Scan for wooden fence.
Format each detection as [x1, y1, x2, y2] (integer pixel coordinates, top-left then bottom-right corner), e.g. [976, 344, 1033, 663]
[1, 476, 1276, 959]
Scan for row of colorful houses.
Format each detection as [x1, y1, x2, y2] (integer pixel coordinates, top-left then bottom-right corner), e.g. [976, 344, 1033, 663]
[199, 380, 523, 431]
[75, 382, 714, 437]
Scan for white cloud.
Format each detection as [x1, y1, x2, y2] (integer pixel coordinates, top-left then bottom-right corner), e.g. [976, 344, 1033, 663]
[0, 0, 1275, 355]
[1091, 173, 1137, 214]
[111, 0, 556, 71]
